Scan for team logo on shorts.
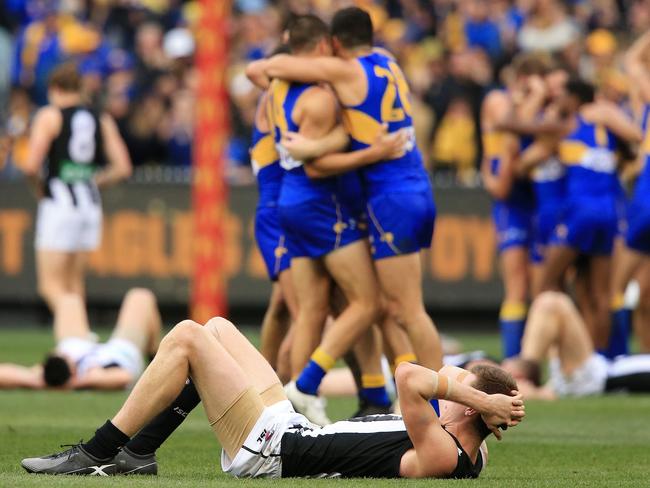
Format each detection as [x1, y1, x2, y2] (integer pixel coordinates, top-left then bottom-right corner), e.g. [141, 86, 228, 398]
[256, 429, 275, 443]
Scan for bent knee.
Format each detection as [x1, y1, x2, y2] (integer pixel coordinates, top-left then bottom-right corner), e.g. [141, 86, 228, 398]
[124, 288, 156, 306]
[204, 316, 239, 339]
[163, 320, 204, 350]
[532, 291, 571, 314]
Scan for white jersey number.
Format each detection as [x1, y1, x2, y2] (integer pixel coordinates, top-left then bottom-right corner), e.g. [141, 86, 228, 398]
[68, 110, 97, 164]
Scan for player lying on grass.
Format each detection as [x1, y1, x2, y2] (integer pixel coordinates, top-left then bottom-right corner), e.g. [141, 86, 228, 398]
[21, 317, 524, 478]
[502, 291, 650, 398]
[0, 288, 160, 390]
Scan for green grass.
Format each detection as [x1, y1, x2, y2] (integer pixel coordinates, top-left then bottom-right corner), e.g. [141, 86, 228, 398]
[1, 328, 650, 487]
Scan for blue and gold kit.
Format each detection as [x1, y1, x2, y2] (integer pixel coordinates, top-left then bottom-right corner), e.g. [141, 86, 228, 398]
[268, 79, 362, 258]
[342, 51, 435, 259]
[530, 157, 566, 263]
[250, 109, 290, 281]
[483, 123, 534, 253]
[553, 115, 619, 255]
[626, 103, 650, 254]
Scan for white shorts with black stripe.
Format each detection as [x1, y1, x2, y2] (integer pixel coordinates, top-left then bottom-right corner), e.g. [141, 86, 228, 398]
[35, 179, 102, 252]
[220, 400, 310, 479]
[549, 353, 608, 397]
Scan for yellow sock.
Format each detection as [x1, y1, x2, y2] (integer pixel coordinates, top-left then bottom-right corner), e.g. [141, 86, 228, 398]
[394, 353, 417, 366]
[611, 293, 625, 311]
[311, 347, 335, 372]
[500, 302, 527, 321]
[361, 374, 386, 389]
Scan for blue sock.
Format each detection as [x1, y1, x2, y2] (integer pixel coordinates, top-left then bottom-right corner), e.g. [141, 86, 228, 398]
[604, 309, 631, 359]
[295, 360, 326, 395]
[500, 320, 525, 358]
[360, 387, 391, 407]
[499, 302, 527, 358]
[430, 399, 440, 416]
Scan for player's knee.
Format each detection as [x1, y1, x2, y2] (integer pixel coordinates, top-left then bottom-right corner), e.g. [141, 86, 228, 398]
[203, 316, 236, 339]
[124, 287, 156, 307]
[164, 320, 204, 353]
[532, 291, 569, 315]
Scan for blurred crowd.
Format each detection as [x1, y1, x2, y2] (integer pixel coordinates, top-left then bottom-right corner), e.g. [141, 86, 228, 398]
[1, 0, 650, 184]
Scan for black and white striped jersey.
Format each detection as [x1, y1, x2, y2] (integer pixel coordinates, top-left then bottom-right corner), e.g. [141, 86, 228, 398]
[279, 414, 483, 479]
[44, 106, 104, 205]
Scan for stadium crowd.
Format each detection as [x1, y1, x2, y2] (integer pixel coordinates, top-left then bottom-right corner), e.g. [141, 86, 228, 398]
[1, 0, 650, 183]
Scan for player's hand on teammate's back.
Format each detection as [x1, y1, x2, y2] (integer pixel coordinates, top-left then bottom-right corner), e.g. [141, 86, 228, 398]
[481, 390, 525, 440]
[281, 131, 318, 161]
[372, 124, 407, 160]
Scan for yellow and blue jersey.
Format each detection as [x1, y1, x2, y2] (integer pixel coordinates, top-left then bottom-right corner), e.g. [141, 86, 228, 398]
[635, 103, 650, 198]
[483, 125, 535, 209]
[483, 124, 534, 252]
[250, 119, 282, 207]
[250, 99, 290, 281]
[268, 79, 363, 259]
[626, 103, 650, 254]
[558, 115, 619, 200]
[531, 157, 566, 211]
[342, 51, 430, 195]
[551, 115, 620, 255]
[268, 79, 339, 206]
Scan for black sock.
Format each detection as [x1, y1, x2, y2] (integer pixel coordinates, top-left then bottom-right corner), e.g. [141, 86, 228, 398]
[82, 420, 130, 460]
[125, 379, 201, 456]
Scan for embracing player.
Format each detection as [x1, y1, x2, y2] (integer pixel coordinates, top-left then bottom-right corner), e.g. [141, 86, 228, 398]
[248, 7, 442, 372]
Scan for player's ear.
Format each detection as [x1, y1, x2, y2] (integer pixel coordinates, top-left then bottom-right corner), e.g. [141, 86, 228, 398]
[332, 37, 342, 54]
[465, 407, 478, 417]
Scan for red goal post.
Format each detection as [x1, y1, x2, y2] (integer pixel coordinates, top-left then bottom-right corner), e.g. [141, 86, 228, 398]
[191, 0, 231, 322]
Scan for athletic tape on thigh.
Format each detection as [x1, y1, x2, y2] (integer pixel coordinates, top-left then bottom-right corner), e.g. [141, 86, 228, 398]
[209, 386, 265, 459]
[259, 382, 286, 406]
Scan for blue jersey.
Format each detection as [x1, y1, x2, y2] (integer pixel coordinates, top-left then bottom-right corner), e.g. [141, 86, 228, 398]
[268, 79, 338, 206]
[341, 51, 430, 195]
[531, 157, 566, 212]
[558, 115, 619, 202]
[483, 126, 534, 210]
[250, 117, 282, 207]
[635, 103, 650, 200]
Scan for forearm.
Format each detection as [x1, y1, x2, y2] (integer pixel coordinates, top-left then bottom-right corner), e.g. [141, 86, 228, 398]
[515, 139, 556, 176]
[0, 364, 42, 389]
[625, 31, 650, 68]
[307, 146, 381, 178]
[499, 118, 564, 136]
[397, 363, 489, 412]
[73, 369, 132, 390]
[516, 94, 546, 123]
[94, 164, 129, 189]
[245, 60, 271, 89]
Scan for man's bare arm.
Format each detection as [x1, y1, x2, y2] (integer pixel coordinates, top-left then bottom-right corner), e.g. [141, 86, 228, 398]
[283, 125, 407, 178]
[586, 102, 642, 144]
[0, 364, 45, 389]
[95, 114, 132, 188]
[70, 367, 133, 390]
[396, 363, 524, 477]
[625, 31, 650, 103]
[515, 138, 558, 177]
[282, 126, 350, 161]
[23, 106, 60, 177]
[262, 54, 354, 85]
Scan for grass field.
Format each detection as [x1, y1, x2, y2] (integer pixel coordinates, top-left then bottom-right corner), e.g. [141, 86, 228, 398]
[1, 328, 650, 487]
